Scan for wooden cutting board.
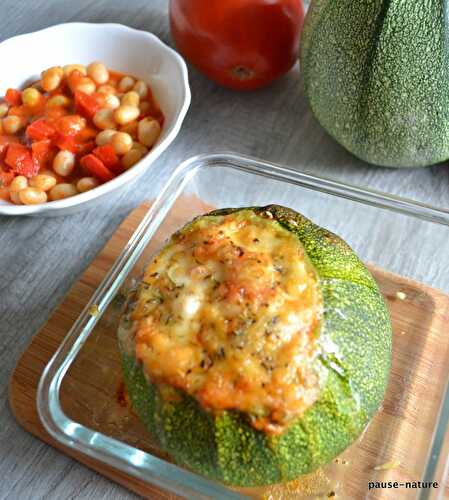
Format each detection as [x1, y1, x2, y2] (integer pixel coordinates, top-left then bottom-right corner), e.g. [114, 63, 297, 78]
[9, 201, 449, 500]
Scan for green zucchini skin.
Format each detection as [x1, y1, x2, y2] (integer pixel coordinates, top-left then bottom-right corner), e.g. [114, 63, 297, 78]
[301, 0, 449, 168]
[119, 205, 392, 487]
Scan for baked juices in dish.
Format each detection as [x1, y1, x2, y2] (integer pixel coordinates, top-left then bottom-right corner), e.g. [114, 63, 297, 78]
[118, 205, 392, 487]
[0, 62, 164, 205]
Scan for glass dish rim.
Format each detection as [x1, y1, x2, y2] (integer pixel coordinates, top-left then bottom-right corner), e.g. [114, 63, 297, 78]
[36, 151, 449, 500]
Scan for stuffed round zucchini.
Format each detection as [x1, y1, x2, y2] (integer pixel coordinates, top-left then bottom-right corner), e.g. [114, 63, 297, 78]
[118, 205, 392, 487]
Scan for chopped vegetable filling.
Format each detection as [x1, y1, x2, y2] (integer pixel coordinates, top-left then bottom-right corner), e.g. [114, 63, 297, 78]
[132, 210, 324, 434]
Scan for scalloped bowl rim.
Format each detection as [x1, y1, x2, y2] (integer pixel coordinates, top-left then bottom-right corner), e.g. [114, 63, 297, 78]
[0, 22, 191, 216]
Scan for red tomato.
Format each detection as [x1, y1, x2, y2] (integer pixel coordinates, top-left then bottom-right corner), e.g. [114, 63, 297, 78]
[80, 154, 115, 183]
[0, 135, 19, 157]
[53, 133, 78, 153]
[76, 140, 96, 156]
[5, 88, 22, 106]
[5, 143, 38, 178]
[55, 115, 86, 136]
[26, 119, 56, 141]
[45, 106, 68, 122]
[74, 91, 103, 119]
[0, 167, 15, 187]
[31, 140, 56, 169]
[93, 145, 121, 174]
[77, 126, 98, 143]
[169, 0, 304, 90]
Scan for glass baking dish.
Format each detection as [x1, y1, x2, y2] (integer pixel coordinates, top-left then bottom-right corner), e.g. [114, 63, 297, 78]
[37, 152, 449, 499]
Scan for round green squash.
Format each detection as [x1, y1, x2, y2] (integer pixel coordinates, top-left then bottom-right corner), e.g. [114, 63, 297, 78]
[301, 0, 449, 167]
[118, 205, 392, 487]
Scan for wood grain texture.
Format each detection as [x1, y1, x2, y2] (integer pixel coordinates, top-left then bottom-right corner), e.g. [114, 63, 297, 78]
[1, 1, 449, 499]
[9, 202, 449, 500]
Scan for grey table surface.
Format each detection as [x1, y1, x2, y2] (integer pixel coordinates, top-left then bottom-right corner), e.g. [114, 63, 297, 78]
[1, 1, 449, 499]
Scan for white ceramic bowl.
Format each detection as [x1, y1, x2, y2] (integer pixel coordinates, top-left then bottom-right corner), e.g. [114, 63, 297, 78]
[0, 22, 190, 216]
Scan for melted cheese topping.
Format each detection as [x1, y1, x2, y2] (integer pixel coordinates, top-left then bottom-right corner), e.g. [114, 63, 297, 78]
[132, 210, 323, 434]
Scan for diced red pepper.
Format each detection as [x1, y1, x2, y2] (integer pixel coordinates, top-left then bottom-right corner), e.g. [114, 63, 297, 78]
[80, 154, 115, 183]
[0, 135, 20, 157]
[26, 118, 56, 141]
[31, 140, 56, 169]
[74, 91, 101, 119]
[0, 167, 15, 187]
[5, 143, 38, 178]
[5, 88, 22, 106]
[53, 132, 78, 153]
[55, 115, 86, 136]
[76, 140, 96, 156]
[45, 105, 68, 122]
[77, 126, 97, 142]
[93, 145, 122, 174]
[55, 132, 95, 156]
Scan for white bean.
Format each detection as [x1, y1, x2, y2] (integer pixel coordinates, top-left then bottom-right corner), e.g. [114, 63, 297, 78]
[3, 116, 25, 134]
[49, 183, 78, 201]
[30, 174, 57, 191]
[133, 80, 148, 98]
[9, 191, 22, 204]
[63, 64, 87, 76]
[74, 77, 96, 95]
[137, 118, 161, 148]
[122, 148, 144, 169]
[121, 91, 140, 107]
[114, 105, 139, 125]
[22, 88, 42, 107]
[111, 132, 133, 155]
[10, 176, 28, 192]
[19, 187, 47, 205]
[41, 66, 63, 91]
[93, 109, 116, 130]
[47, 95, 71, 108]
[103, 94, 120, 110]
[87, 62, 109, 84]
[77, 177, 100, 192]
[132, 142, 148, 155]
[118, 76, 135, 92]
[95, 129, 116, 146]
[53, 150, 76, 177]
